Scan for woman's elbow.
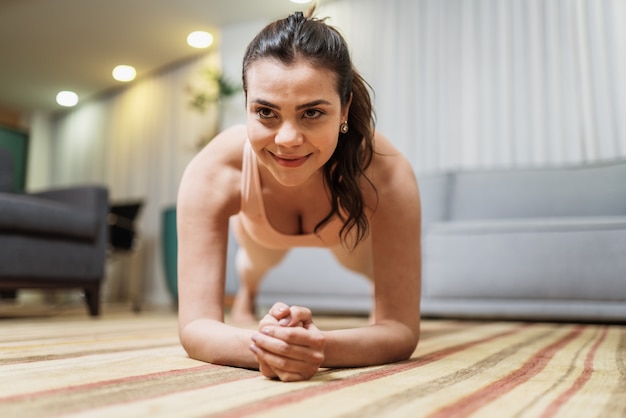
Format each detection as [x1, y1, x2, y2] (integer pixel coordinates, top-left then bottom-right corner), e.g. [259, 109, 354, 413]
[178, 321, 217, 363]
[394, 323, 420, 362]
[179, 325, 202, 360]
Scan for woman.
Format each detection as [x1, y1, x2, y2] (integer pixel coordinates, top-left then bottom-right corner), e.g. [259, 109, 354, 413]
[177, 9, 421, 382]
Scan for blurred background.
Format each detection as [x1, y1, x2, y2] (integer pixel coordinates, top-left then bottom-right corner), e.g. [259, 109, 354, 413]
[1, 0, 624, 309]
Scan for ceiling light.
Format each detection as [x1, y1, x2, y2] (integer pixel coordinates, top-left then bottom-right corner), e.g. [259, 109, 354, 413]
[290, 0, 312, 3]
[56, 91, 79, 107]
[187, 31, 214, 49]
[112, 65, 137, 82]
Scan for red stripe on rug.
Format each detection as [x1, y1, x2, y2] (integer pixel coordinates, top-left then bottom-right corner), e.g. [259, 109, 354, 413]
[426, 325, 586, 418]
[213, 323, 531, 418]
[540, 326, 609, 418]
[0, 364, 219, 403]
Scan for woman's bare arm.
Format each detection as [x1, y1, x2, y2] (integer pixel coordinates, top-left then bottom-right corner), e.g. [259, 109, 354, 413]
[177, 125, 261, 369]
[326, 134, 421, 366]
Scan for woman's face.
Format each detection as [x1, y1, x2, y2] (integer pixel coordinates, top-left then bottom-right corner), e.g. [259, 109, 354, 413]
[245, 58, 349, 188]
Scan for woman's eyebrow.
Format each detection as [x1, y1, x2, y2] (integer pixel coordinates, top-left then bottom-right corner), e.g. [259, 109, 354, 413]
[251, 98, 280, 109]
[250, 98, 332, 110]
[296, 100, 332, 110]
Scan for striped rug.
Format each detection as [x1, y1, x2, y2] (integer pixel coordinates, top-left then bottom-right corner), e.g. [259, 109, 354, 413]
[0, 309, 624, 417]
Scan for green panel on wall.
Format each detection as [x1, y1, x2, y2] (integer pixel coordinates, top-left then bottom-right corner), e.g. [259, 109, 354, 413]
[0, 126, 29, 193]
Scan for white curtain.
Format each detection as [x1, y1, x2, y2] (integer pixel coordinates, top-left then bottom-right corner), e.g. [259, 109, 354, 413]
[320, 0, 626, 173]
[51, 53, 221, 304]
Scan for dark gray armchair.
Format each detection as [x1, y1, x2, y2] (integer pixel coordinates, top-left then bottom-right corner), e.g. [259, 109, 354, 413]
[0, 150, 109, 316]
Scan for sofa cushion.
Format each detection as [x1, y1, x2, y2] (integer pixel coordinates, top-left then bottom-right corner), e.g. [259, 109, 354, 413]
[449, 160, 626, 220]
[0, 235, 104, 278]
[0, 193, 98, 241]
[422, 216, 626, 301]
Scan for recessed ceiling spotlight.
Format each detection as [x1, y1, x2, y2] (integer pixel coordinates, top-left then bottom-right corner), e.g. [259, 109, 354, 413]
[56, 91, 79, 107]
[112, 65, 137, 82]
[187, 31, 214, 49]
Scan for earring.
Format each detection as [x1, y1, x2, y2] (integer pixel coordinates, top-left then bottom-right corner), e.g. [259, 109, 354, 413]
[340, 121, 349, 134]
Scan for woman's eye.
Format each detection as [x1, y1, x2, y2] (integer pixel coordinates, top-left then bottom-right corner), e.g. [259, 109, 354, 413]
[303, 109, 323, 119]
[257, 108, 275, 119]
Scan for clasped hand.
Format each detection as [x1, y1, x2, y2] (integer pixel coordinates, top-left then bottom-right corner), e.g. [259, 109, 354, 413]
[249, 302, 325, 381]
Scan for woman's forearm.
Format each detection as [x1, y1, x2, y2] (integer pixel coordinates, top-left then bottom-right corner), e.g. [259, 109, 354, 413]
[179, 318, 258, 369]
[321, 321, 419, 368]
[179, 315, 418, 378]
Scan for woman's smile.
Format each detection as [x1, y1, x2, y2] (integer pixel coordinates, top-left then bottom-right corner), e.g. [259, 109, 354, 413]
[271, 152, 312, 168]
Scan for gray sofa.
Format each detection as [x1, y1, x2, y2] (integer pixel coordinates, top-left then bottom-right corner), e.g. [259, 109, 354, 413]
[420, 158, 626, 323]
[0, 150, 109, 316]
[255, 158, 626, 323]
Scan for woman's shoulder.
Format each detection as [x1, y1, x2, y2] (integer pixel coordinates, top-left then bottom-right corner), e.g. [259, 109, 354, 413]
[178, 125, 248, 213]
[370, 131, 415, 182]
[184, 125, 247, 175]
[199, 124, 248, 163]
[367, 131, 420, 214]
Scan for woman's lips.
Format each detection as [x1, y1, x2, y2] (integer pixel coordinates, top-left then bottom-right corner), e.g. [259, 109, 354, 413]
[272, 153, 311, 168]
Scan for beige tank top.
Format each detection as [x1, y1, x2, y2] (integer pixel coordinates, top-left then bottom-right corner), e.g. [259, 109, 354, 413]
[238, 140, 344, 250]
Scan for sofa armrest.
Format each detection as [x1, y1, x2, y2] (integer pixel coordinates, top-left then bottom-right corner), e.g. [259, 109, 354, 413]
[34, 186, 110, 245]
[0, 186, 109, 241]
[30, 185, 109, 213]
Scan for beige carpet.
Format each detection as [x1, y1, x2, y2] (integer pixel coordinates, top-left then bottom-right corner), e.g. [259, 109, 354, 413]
[0, 305, 624, 417]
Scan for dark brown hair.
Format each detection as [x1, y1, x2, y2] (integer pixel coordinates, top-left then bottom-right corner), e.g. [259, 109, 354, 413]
[242, 10, 376, 249]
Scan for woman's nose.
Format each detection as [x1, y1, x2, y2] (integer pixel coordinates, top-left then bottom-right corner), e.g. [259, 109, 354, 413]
[274, 122, 304, 147]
